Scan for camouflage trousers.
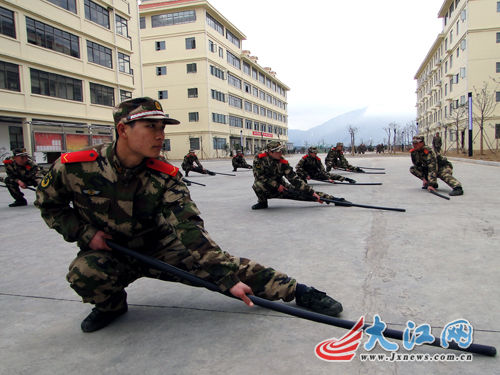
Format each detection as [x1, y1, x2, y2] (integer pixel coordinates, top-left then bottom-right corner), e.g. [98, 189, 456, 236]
[232, 160, 252, 170]
[252, 181, 333, 203]
[182, 165, 206, 175]
[4, 177, 37, 201]
[67, 248, 297, 312]
[409, 166, 462, 189]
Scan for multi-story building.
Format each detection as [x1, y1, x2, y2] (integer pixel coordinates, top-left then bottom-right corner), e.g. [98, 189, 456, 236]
[139, 0, 289, 159]
[0, 0, 143, 163]
[414, 0, 500, 153]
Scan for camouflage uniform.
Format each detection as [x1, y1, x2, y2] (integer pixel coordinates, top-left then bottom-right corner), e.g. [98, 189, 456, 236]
[182, 152, 206, 175]
[409, 145, 462, 189]
[3, 150, 42, 203]
[295, 154, 346, 182]
[432, 134, 442, 154]
[252, 145, 335, 205]
[36, 141, 298, 312]
[325, 143, 360, 172]
[232, 152, 252, 171]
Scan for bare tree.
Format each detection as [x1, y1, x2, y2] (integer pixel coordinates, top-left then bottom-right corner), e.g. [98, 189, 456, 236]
[347, 125, 358, 155]
[447, 102, 468, 154]
[472, 79, 499, 155]
[389, 122, 398, 153]
[383, 126, 392, 153]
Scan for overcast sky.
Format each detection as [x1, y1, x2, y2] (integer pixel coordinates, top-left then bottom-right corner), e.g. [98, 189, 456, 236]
[207, 0, 443, 130]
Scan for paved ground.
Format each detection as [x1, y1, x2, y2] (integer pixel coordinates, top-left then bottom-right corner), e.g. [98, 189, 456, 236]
[0, 154, 499, 375]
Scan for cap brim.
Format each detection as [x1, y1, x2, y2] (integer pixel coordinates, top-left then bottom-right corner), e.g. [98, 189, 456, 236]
[124, 114, 180, 125]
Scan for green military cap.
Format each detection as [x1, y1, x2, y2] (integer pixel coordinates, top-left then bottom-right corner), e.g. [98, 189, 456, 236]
[336, 142, 343, 147]
[412, 135, 424, 143]
[308, 147, 318, 153]
[12, 148, 28, 157]
[113, 97, 180, 126]
[266, 140, 285, 152]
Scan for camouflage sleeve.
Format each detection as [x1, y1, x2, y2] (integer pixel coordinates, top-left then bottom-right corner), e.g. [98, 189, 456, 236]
[295, 158, 306, 179]
[325, 151, 333, 166]
[283, 163, 314, 195]
[425, 151, 439, 185]
[34, 162, 98, 249]
[339, 154, 351, 169]
[156, 175, 240, 292]
[194, 156, 202, 168]
[317, 161, 331, 180]
[252, 156, 279, 191]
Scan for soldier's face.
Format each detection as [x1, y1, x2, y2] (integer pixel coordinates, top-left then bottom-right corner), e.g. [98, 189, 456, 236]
[120, 119, 165, 159]
[268, 151, 282, 160]
[413, 141, 424, 150]
[14, 155, 28, 166]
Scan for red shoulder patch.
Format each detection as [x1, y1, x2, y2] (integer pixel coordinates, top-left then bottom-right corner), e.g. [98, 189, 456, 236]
[25, 165, 32, 171]
[423, 149, 429, 155]
[3, 159, 13, 165]
[315, 156, 321, 161]
[279, 159, 289, 164]
[146, 158, 179, 177]
[409, 148, 415, 152]
[258, 153, 267, 158]
[302, 155, 308, 159]
[61, 150, 98, 164]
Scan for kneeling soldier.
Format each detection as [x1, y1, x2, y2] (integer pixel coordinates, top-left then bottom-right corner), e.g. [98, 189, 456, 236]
[232, 150, 252, 172]
[296, 147, 355, 184]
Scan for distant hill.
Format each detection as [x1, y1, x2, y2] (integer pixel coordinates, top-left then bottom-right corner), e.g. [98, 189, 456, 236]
[288, 108, 414, 147]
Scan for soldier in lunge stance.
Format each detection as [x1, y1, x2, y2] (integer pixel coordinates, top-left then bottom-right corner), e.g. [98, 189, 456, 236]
[35, 97, 343, 333]
[296, 147, 356, 184]
[325, 142, 364, 172]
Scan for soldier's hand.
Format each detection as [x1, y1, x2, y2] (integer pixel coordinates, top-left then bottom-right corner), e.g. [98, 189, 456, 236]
[17, 180, 27, 189]
[346, 178, 356, 184]
[89, 230, 113, 251]
[427, 186, 437, 192]
[229, 282, 254, 307]
[306, 176, 311, 180]
[313, 192, 324, 204]
[278, 185, 287, 193]
[328, 179, 335, 184]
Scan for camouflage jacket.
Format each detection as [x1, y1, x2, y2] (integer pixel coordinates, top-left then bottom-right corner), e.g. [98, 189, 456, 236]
[410, 146, 452, 185]
[3, 156, 42, 184]
[252, 152, 315, 195]
[432, 136, 442, 149]
[182, 154, 202, 169]
[325, 148, 352, 169]
[232, 154, 250, 168]
[35, 142, 240, 291]
[295, 155, 330, 180]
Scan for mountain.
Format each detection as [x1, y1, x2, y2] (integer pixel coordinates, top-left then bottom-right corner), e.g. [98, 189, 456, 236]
[288, 107, 414, 147]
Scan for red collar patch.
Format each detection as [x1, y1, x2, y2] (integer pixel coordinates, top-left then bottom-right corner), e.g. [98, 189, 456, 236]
[61, 150, 98, 163]
[146, 158, 179, 177]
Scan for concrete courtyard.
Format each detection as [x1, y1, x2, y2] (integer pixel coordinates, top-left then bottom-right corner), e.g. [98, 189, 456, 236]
[0, 153, 498, 375]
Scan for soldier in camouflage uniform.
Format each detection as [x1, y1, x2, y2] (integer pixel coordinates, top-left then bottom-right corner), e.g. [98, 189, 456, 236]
[296, 147, 356, 184]
[432, 133, 442, 154]
[325, 142, 364, 173]
[3, 148, 43, 207]
[252, 141, 346, 210]
[181, 150, 214, 176]
[35, 97, 343, 332]
[232, 150, 252, 172]
[409, 135, 463, 196]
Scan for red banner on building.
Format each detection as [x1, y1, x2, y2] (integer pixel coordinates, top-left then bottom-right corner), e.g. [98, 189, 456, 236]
[34, 133, 63, 152]
[66, 134, 90, 151]
[252, 131, 262, 136]
[262, 132, 274, 138]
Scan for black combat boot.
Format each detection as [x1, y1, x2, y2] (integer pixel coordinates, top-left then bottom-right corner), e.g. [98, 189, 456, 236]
[295, 286, 343, 317]
[449, 186, 463, 196]
[81, 305, 128, 333]
[251, 201, 268, 210]
[233, 168, 237, 172]
[9, 198, 27, 207]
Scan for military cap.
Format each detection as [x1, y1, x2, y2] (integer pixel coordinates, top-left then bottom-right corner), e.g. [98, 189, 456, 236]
[336, 142, 343, 147]
[113, 97, 180, 126]
[12, 148, 28, 157]
[266, 140, 285, 152]
[308, 147, 318, 153]
[412, 135, 424, 143]
[189, 149, 195, 153]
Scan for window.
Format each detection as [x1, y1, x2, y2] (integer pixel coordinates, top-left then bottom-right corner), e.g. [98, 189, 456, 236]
[188, 88, 198, 98]
[210, 65, 224, 79]
[497, 62, 500, 73]
[252, 87, 258, 97]
[0, 61, 20, 91]
[47, 0, 77, 13]
[206, 13, 223, 35]
[245, 120, 252, 129]
[243, 62, 250, 75]
[227, 51, 240, 69]
[252, 68, 258, 80]
[498, 1, 500, 12]
[187, 63, 197, 73]
[211, 89, 225, 102]
[115, 14, 128, 37]
[213, 137, 226, 150]
[26, 17, 80, 58]
[497, 32, 500, 43]
[30, 68, 82, 101]
[140, 17, 145, 29]
[0, 6, 15, 38]
[118, 52, 131, 74]
[496, 124, 500, 139]
[189, 137, 200, 150]
[162, 139, 171, 151]
[9, 126, 23, 150]
[260, 106, 266, 116]
[460, 67, 466, 78]
[229, 115, 243, 128]
[254, 122, 259, 130]
[228, 73, 241, 89]
[212, 113, 226, 124]
[120, 89, 132, 102]
[155, 41, 166, 50]
[158, 90, 168, 99]
[259, 72, 265, 84]
[209, 40, 216, 52]
[228, 95, 242, 109]
[84, 0, 109, 29]
[157, 66, 166, 75]
[87, 40, 112, 68]
[253, 104, 258, 114]
[460, 39, 466, 50]
[185, 37, 196, 49]
[90, 82, 114, 106]
[244, 101, 252, 111]
[152, 10, 196, 27]
[496, 91, 500, 102]
[189, 112, 199, 122]
[218, 47, 223, 58]
[226, 29, 240, 48]
[244, 82, 251, 93]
